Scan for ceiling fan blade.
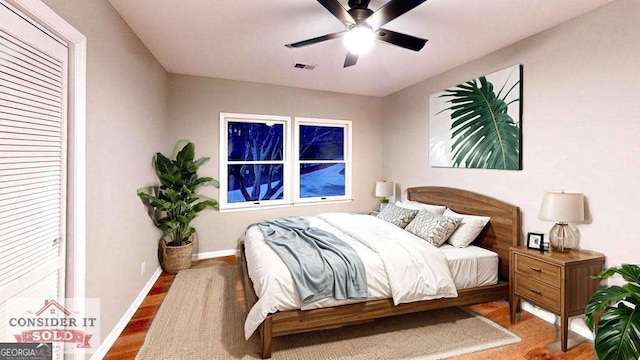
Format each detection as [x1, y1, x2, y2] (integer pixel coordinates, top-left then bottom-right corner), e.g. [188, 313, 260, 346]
[285, 31, 347, 48]
[317, 0, 354, 24]
[367, 0, 427, 29]
[376, 28, 427, 51]
[344, 52, 358, 67]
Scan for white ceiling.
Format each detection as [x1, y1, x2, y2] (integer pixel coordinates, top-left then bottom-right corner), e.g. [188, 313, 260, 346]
[107, 0, 613, 97]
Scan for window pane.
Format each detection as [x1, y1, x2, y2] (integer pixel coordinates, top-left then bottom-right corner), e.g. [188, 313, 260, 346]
[299, 163, 345, 198]
[227, 164, 284, 203]
[299, 125, 344, 161]
[228, 122, 284, 161]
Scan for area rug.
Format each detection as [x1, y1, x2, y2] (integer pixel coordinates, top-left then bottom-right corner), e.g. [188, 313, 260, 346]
[136, 262, 520, 359]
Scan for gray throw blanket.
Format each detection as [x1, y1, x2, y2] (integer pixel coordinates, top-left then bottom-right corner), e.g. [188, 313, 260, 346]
[253, 216, 367, 303]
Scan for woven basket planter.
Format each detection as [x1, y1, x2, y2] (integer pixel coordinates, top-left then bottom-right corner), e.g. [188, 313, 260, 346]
[160, 240, 193, 274]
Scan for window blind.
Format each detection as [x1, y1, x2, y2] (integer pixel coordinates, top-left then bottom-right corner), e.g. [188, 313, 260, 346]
[0, 24, 65, 303]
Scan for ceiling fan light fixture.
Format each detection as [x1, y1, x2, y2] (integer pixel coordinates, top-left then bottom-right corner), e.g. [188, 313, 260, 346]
[285, 0, 428, 67]
[343, 25, 375, 55]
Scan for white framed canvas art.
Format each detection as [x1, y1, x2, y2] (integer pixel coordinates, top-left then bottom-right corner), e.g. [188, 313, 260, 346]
[429, 65, 522, 170]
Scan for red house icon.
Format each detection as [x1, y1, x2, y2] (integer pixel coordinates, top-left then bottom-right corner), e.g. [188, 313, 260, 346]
[35, 300, 71, 317]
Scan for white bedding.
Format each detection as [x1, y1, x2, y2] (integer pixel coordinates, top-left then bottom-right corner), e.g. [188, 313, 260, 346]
[241, 212, 496, 339]
[439, 244, 498, 289]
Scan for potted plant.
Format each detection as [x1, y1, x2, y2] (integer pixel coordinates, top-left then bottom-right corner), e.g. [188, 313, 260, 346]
[138, 140, 219, 274]
[585, 264, 640, 360]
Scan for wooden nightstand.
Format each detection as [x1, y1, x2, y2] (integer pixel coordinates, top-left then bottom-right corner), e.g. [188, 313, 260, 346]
[509, 246, 605, 352]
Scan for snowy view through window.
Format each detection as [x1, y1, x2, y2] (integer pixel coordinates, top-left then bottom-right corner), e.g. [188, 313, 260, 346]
[227, 122, 345, 203]
[299, 125, 345, 198]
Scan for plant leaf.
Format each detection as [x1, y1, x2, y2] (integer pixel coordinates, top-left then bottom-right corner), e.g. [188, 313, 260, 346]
[438, 75, 520, 170]
[175, 142, 195, 169]
[594, 303, 640, 360]
[154, 153, 176, 181]
[192, 199, 218, 212]
[192, 157, 210, 169]
[586, 286, 631, 330]
[191, 176, 219, 189]
[592, 264, 640, 283]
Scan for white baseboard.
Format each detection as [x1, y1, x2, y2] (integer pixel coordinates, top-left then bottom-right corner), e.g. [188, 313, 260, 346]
[93, 249, 235, 359]
[91, 266, 163, 360]
[521, 302, 593, 340]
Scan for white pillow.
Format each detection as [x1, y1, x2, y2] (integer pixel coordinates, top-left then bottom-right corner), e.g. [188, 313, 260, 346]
[395, 200, 446, 215]
[444, 209, 490, 248]
[404, 209, 461, 247]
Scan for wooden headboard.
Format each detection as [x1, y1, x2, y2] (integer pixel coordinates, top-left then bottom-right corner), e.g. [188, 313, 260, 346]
[407, 186, 520, 282]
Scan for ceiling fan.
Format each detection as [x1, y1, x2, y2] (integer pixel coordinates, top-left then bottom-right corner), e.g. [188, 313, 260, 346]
[285, 0, 428, 68]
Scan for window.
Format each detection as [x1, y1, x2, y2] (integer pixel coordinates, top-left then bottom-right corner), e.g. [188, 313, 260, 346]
[294, 117, 352, 204]
[219, 113, 352, 211]
[219, 113, 290, 210]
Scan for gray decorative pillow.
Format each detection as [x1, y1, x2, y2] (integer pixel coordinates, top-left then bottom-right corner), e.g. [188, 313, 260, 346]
[377, 203, 418, 228]
[405, 209, 462, 247]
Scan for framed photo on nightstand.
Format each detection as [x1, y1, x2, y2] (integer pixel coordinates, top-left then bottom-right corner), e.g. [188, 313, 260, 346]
[527, 232, 544, 250]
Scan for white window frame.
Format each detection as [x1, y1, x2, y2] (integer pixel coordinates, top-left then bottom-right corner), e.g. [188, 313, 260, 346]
[219, 112, 291, 211]
[219, 113, 352, 211]
[293, 117, 352, 205]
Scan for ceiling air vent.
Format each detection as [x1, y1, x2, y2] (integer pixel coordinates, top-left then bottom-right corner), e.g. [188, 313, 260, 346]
[293, 63, 316, 70]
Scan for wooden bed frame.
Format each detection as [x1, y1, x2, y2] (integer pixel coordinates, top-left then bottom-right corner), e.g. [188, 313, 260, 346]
[238, 186, 520, 358]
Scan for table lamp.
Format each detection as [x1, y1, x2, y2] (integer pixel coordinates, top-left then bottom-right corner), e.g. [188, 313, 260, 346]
[538, 191, 585, 252]
[375, 181, 394, 210]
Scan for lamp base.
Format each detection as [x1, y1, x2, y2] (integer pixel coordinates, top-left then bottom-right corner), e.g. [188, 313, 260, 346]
[378, 199, 389, 212]
[549, 222, 577, 252]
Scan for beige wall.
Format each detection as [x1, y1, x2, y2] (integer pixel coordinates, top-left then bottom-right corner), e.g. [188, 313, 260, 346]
[42, 0, 169, 344]
[382, 0, 638, 326]
[168, 74, 384, 252]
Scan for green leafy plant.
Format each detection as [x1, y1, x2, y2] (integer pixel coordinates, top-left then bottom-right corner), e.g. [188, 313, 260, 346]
[138, 141, 219, 246]
[438, 74, 520, 170]
[585, 264, 640, 360]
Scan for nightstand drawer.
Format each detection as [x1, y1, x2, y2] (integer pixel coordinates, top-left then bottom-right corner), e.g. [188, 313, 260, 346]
[514, 274, 560, 311]
[514, 253, 561, 287]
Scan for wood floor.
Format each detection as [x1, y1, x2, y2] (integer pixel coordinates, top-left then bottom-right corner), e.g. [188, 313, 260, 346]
[104, 257, 597, 360]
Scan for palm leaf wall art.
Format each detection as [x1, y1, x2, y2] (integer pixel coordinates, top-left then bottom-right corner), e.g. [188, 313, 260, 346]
[429, 65, 522, 170]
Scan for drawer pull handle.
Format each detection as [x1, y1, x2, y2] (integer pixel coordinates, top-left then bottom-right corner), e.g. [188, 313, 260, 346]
[530, 288, 542, 295]
[530, 266, 542, 272]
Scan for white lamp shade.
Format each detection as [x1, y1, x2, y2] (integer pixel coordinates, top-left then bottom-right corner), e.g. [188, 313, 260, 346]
[539, 192, 585, 223]
[375, 181, 394, 198]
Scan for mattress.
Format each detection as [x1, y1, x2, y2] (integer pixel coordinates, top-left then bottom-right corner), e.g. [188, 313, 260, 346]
[439, 244, 498, 289]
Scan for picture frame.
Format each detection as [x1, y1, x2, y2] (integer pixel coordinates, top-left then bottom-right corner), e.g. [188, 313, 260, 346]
[527, 232, 544, 250]
[429, 65, 523, 170]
